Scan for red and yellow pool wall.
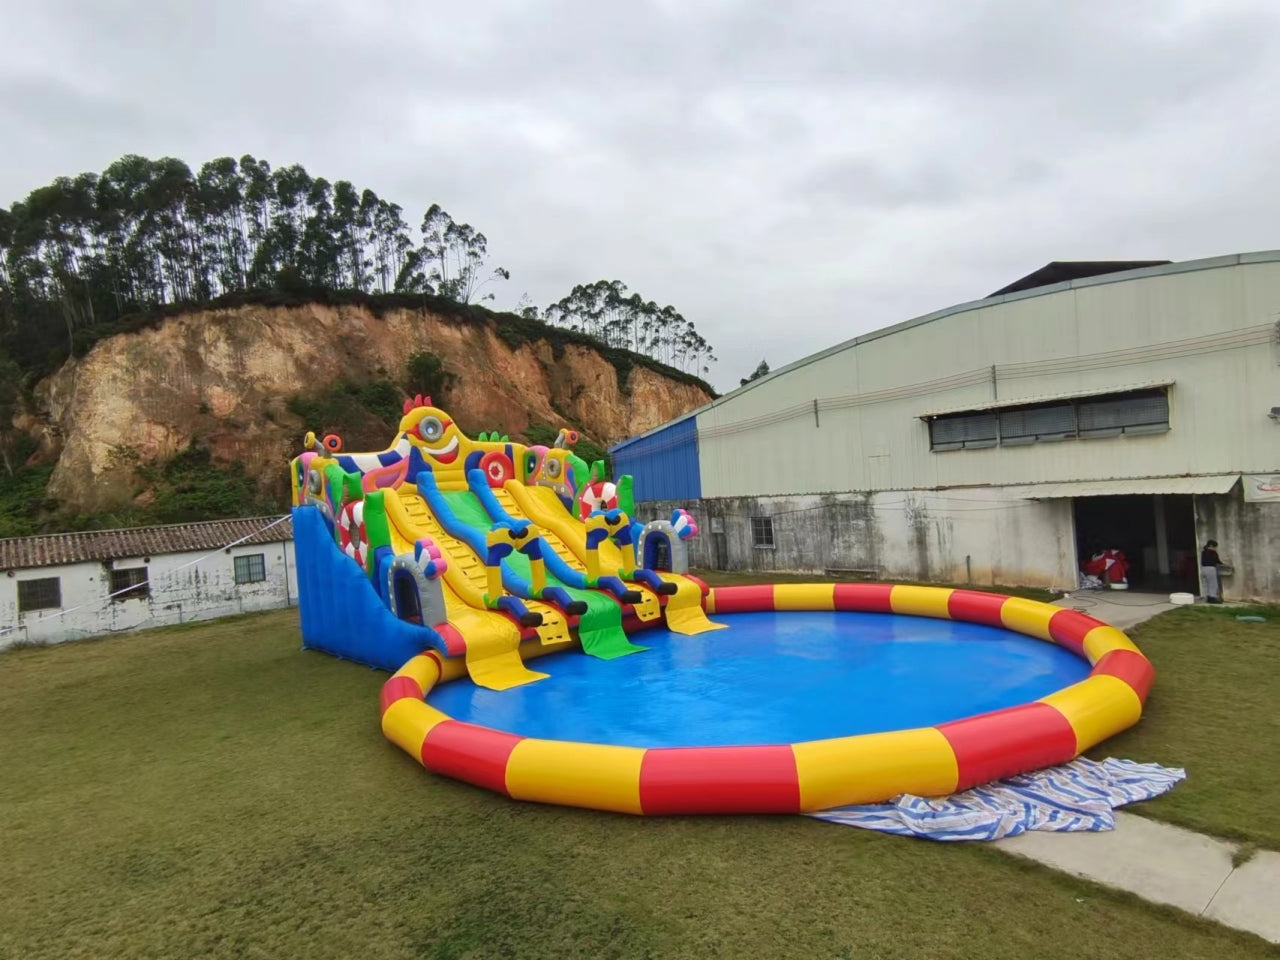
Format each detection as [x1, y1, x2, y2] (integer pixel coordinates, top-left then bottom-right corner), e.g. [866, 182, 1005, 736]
[379, 583, 1154, 816]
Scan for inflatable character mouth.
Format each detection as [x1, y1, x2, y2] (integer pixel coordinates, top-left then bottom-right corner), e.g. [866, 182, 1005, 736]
[423, 436, 460, 464]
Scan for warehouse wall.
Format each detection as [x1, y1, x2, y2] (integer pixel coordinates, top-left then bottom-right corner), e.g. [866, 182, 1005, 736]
[611, 417, 701, 501]
[1195, 489, 1280, 602]
[694, 255, 1280, 498]
[641, 489, 1076, 590]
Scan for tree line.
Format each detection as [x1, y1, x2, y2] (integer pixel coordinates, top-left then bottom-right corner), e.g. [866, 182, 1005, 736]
[519, 280, 717, 377]
[0, 153, 718, 386]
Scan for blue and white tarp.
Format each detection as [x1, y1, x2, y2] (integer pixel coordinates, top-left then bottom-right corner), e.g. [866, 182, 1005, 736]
[808, 758, 1186, 841]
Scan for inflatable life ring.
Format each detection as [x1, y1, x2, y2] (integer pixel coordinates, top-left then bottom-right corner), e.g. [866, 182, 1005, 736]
[578, 480, 619, 519]
[479, 451, 515, 488]
[337, 501, 369, 569]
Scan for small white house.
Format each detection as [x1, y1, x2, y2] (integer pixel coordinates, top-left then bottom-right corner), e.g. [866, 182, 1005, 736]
[0, 516, 298, 650]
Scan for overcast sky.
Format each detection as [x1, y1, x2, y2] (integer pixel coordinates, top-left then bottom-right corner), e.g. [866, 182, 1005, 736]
[4, 0, 1279, 391]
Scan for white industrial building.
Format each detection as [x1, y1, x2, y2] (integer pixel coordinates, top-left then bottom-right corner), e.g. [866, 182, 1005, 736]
[614, 252, 1280, 601]
[0, 516, 297, 650]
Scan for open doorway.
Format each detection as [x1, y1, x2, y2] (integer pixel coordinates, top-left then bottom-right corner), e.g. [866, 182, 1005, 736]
[644, 533, 673, 572]
[1073, 494, 1198, 593]
[391, 570, 424, 624]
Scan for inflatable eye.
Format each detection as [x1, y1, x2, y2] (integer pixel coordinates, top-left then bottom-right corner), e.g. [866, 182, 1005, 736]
[308, 469, 323, 494]
[545, 458, 562, 480]
[419, 416, 444, 442]
[323, 434, 343, 453]
[523, 452, 539, 477]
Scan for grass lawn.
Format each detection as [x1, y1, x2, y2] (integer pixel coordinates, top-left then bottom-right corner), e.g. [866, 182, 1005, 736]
[2, 612, 1276, 959]
[1086, 604, 1280, 850]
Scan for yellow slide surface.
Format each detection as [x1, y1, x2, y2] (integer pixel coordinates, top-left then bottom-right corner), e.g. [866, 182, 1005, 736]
[503, 482, 723, 636]
[383, 488, 549, 690]
[490, 487, 659, 623]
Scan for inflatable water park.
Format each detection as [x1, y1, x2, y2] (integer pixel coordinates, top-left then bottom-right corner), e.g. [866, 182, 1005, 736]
[291, 397, 1155, 816]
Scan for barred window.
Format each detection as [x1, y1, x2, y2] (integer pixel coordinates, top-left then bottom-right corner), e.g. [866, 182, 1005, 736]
[929, 387, 1169, 451]
[18, 577, 61, 613]
[1078, 392, 1169, 437]
[751, 516, 775, 549]
[110, 567, 149, 602]
[927, 413, 998, 451]
[998, 403, 1076, 443]
[234, 553, 267, 584]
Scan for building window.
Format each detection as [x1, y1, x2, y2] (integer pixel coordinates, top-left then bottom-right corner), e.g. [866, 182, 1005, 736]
[928, 388, 1169, 451]
[998, 403, 1076, 444]
[234, 553, 267, 584]
[926, 412, 998, 451]
[18, 577, 61, 613]
[110, 566, 150, 602]
[1077, 392, 1170, 437]
[751, 517, 775, 549]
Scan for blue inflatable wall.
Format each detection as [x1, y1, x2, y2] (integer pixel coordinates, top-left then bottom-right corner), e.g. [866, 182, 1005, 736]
[293, 504, 444, 672]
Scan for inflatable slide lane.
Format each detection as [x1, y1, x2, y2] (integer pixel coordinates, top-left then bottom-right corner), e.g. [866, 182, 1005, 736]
[287, 397, 720, 691]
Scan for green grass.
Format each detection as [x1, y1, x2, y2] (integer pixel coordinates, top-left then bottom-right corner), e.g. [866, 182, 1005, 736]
[2, 613, 1275, 959]
[1085, 604, 1280, 850]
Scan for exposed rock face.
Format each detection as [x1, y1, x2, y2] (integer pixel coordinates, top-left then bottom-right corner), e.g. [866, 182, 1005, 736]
[32, 303, 713, 512]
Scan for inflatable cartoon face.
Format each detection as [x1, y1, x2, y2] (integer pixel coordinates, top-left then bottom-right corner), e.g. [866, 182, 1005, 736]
[535, 449, 577, 506]
[521, 445, 549, 484]
[399, 397, 465, 468]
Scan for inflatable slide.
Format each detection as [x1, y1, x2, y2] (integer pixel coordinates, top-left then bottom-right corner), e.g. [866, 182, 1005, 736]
[289, 396, 720, 692]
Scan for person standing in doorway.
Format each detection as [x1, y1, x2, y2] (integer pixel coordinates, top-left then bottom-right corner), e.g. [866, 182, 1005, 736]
[1201, 539, 1223, 604]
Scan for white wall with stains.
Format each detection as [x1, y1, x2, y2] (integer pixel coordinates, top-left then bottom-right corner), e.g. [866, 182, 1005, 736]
[645, 490, 1078, 590]
[0, 540, 298, 650]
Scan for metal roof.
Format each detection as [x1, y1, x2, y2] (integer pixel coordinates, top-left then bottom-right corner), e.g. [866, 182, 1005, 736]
[610, 249, 1280, 450]
[0, 516, 293, 571]
[917, 380, 1175, 419]
[1002, 475, 1240, 499]
[987, 261, 1172, 297]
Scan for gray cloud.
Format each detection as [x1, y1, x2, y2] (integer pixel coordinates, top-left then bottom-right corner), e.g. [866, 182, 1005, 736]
[3, 0, 1280, 391]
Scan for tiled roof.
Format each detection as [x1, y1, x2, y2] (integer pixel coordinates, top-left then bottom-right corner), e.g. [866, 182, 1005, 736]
[0, 516, 293, 571]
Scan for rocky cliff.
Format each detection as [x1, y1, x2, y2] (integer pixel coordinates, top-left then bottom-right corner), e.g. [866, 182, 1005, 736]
[25, 302, 714, 514]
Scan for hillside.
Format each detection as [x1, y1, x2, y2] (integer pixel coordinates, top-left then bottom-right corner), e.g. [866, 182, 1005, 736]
[4, 294, 714, 533]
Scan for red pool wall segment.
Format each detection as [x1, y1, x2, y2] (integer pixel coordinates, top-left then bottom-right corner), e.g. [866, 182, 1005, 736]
[1047, 609, 1106, 658]
[380, 675, 424, 713]
[946, 589, 1008, 628]
[710, 584, 776, 613]
[638, 745, 802, 814]
[832, 583, 894, 612]
[420, 720, 522, 795]
[1092, 649, 1156, 703]
[937, 702, 1079, 790]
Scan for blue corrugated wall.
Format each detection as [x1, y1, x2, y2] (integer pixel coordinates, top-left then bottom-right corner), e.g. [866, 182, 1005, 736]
[610, 418, 701, 501]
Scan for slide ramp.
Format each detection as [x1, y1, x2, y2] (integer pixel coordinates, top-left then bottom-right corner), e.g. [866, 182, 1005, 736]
[505, 482, 723, 636]
[439, 486, 646, 661]
[383, 488, 547, 690]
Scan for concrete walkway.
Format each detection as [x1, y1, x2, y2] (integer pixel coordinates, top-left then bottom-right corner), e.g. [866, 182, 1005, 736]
[990, 591, 1280, 944]
[1052, 589, 1175, 630]
[995, 814, 1280, 943]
